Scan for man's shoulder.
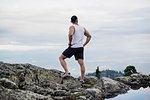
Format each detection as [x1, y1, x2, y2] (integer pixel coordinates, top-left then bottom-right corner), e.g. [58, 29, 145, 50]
[69, 25, 75, 29]
[70, 25, 74, 27]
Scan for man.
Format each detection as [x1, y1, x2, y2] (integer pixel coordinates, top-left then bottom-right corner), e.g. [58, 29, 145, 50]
[59, 15, 91, 83]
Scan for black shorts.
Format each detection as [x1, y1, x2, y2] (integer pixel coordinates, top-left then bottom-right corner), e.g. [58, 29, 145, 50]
[62, 47, 84, 60]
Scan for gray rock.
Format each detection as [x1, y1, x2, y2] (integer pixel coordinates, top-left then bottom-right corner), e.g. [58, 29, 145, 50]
[0, 62, 63, 86]
[115, 74, 150, 89]
[0, 86, 53, 100]
[70, 88, 85, 93]
[77, 96, 86, 100]
[0, 78, 18, 89]
[101, 77, 130, 98]
[80, 76, 98, 88]
[62, 76, 81, 89]
[39, 80, 68, 90]
[53, 90, 70, 96]
[53, 96, 72, 100]
[84, 87, 102, 100]
[22, 84, 54, 96]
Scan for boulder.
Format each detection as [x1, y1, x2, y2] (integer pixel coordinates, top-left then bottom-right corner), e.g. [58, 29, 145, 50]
[77, 96, 86, 100]
[0, 78, 18, 89]
[0, 62, 63, 87]
[84, 87, 102, 100]
[52, 96, 72, 100]
[80, 76, 98, 88]
[0, 86, 53, 100]
[62, 76, 81, 89]
[101, 77, 130, 98]
[53, 90, 70, 96]
[22, 84, 54, 96]
[39, 80, 68, 90]
[115, 74, 150, 89]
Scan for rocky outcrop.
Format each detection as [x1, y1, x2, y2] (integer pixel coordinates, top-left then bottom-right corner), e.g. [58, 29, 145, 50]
[0, 85, 53, 100]
[0, 61, 149, 100]
[0, 62, 103, 100]
[101, 77, 130, 98]
[115, 74, 150, 89]
[80, 76, 98, 88]
[0, 78, 18, 89]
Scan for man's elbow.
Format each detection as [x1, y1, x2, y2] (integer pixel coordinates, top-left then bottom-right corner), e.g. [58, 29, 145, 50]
[88, 35, 92, 39]
[69, 34, 73, 37]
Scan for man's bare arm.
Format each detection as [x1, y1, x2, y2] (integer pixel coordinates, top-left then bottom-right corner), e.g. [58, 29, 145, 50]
[68, 26, 75, 47]
[83, 28, 91, 47]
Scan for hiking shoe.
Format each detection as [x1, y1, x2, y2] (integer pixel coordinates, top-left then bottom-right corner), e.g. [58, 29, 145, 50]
[62, 72, 71, 77]
[80, 80, 85, 84]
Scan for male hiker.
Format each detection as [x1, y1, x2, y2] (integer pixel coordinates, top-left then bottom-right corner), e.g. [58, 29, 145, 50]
[59, 15, 91, 83]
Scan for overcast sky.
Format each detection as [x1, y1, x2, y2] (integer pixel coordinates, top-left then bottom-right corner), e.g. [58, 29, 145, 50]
[0, 0, 150, 76]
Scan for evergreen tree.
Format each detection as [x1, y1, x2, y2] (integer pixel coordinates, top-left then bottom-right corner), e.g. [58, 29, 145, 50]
[95, 66, 101, 79]
[124, 65, 137, 76]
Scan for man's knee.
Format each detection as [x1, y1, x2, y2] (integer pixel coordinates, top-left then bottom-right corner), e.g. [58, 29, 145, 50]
[59, 56, 62, 61]
[78, 59, 84, 66]
[59, 55, 66, 60]
[59, 56, 63, 61]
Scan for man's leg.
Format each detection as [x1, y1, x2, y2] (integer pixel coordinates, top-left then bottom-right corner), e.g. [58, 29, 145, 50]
[78, 59, 85, 80]
[59, 54, 70, 74]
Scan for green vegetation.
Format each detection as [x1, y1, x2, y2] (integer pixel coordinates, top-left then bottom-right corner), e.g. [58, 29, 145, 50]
[124, 65, 137, 76]
[86, 69, 123, 79]
[95, 67, 101, 79]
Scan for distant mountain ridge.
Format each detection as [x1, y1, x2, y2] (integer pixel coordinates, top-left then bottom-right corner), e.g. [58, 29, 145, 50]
[86, 69, 123, 79]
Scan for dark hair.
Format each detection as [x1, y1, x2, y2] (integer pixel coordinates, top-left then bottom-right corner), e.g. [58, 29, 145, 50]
[71, 15, 78, 23]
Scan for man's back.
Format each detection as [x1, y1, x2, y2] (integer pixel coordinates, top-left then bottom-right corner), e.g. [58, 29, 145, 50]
[71, 24, 84, 48]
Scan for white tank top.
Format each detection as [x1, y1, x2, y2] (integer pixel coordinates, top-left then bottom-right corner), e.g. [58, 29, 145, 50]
[71, 24, 85, 48]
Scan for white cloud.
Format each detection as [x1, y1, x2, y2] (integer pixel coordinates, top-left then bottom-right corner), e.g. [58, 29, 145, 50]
[88, 33, 150, 54]
[0, 0, 150, 38]
[0, 44, 64, 51]
[87, 56, 150, 64]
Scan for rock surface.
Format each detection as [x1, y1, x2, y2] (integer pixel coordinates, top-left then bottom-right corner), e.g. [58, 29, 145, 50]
[101, 77, 130, 98]
[115, 74, 150, 89]
[0, 78, 18, 89]
[0, 86, 53, 100]
[0, 61, 149, 100]
[80, 76, 98, 88]
[0, 62, 103, 100]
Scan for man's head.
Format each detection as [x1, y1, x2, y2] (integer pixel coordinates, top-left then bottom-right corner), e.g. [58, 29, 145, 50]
[71, 15, 78, 24]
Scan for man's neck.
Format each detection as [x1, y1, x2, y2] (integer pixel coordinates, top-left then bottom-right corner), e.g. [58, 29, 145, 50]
[73, 23, 78, 25]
